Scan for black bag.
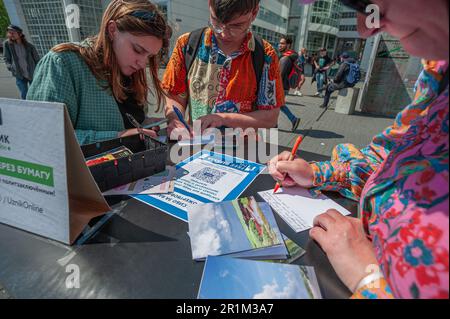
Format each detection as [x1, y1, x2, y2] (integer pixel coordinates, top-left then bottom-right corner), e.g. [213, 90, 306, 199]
[81, 135, 168, 192]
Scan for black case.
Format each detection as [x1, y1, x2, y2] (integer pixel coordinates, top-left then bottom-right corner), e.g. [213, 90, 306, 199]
[81, 135, 168, 192]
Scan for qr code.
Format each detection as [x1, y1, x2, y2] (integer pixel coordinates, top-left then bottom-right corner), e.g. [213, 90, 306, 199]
[192, 168, 226, 185]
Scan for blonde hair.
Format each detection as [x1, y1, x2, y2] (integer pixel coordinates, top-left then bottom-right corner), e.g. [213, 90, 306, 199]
[53, 0, 172, 110]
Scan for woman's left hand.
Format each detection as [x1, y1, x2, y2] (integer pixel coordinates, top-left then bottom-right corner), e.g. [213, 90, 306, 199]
[309, 209, 380, 293]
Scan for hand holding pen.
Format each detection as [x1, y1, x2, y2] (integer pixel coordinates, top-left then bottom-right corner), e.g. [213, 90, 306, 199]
[167, 105, 193, 141]
[268, 135, 315, 192]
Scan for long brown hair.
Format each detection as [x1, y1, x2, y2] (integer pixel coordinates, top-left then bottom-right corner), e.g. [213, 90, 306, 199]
[53, 0, 172, 110]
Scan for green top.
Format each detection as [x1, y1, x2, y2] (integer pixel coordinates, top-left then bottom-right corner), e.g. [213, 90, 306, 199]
[27, 50, 124, 145]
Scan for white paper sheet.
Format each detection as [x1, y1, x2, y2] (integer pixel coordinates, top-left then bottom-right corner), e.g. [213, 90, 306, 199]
[258, 187, 352, 233]
[103, 166, 176, 196]
[177, 134, 215, 146]
[177, 133, 239, 148]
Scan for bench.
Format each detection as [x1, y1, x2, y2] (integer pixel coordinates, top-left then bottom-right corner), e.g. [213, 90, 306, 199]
[335, 87, 360, 115]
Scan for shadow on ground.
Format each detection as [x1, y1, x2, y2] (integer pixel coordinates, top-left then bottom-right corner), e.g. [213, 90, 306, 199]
[279, 128, 345, 139]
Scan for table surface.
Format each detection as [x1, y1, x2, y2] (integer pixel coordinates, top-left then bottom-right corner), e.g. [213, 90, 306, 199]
[0, 141, 358, 299]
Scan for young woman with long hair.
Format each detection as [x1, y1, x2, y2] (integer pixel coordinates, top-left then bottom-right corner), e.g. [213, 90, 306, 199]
[28, 0, 172, 145]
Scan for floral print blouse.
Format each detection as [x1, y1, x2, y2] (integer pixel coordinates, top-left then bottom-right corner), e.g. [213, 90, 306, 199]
[310, 60, 449, 299]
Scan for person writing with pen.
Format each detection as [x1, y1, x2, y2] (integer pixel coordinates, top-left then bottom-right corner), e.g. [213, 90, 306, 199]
[27, 0, 171, 145]
[162, 0, 284, 140]
[269, 0, 448, 299]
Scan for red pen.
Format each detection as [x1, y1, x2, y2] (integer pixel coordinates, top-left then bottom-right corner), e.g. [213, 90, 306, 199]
[273, 135, 304, 194]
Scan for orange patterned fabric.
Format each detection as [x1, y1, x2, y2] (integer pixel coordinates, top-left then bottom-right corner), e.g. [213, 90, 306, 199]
[162, 28, 284, 121]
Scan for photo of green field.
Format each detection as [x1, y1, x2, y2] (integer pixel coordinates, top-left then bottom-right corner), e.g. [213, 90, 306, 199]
[231, 197, 281, 249]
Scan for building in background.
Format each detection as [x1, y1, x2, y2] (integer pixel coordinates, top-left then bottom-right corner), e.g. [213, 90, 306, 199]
[335, 6, 365, 59]
[154, 0, 290, 51]
[288, 0, 342, 55]
[252, 0, 290, 48]
[4, 0, 290, 56]
[4, 0, 104, 56]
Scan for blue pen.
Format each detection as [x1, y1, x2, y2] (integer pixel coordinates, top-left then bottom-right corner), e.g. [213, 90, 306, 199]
[172, 106, 191, 133]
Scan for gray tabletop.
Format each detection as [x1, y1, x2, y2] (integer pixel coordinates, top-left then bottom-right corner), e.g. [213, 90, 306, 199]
[0, 142, 357, 299]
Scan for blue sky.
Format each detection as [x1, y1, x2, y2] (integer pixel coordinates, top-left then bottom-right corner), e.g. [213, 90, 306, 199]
[199, 256, 313, 299]
[189, 201, 252, 259]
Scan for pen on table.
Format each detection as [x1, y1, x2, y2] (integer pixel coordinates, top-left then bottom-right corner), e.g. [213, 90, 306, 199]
[273, 135, 304, 194]
[172, 105, 192, 134]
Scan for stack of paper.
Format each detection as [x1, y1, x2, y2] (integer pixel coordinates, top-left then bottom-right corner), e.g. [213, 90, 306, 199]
[258, 187, 352, 233]
[188, 196, 288, 260]
[177, 132, 239, 148]
[103, 166, 176, 196]
[198, 256, 322, 299]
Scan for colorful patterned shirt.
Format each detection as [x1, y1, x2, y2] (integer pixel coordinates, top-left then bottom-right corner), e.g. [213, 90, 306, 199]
[310, 60, 449, 299]
[161, 29, 284, 122]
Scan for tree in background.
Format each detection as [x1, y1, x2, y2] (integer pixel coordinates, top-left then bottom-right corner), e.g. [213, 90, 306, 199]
[0, 0, 10, 38]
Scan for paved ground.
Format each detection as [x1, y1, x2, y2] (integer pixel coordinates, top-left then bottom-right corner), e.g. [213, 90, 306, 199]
[0, 59, 20, 99]
[0, 58, 395, 299]
[277, 84, 394, 156]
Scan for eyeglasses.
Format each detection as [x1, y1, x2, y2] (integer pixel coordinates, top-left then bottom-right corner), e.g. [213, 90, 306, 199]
[208, 17, 250, 37]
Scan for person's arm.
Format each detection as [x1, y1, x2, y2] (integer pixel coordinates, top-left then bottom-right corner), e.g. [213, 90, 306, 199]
[279, 55, 291, 80]
[309, 133, 394, 202]
[161, 34, 193, 139]
[3, 41, 13, 71]
[30, 43, 40, 64]
[201, 108, 280, 131]
[27, 52, 120, 145]
[314, 59, 319, 69]
[351, 277, 395, 299]
[334, 63, 348, 84]
[310, 60, 440, 201]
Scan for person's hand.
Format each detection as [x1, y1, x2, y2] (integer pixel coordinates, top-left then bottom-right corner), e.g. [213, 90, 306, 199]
[310, 209, 380, 293]
[268, 152, 315, 188]
[197, 114, 226, 133]
[167, 119, 192, 141]
[118, 128, 158, 139]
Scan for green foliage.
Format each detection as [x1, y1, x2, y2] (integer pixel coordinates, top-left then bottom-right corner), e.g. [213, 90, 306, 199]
[0, 0, 10, 38]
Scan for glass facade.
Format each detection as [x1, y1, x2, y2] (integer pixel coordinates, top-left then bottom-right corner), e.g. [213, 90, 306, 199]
[253, 2, 290, 50]
[257, 6, 287, 26]
[252, 25, 285, 49]
[341, 11, 357, 19]
[339, 24, 357, 32]
[19, 0, 103, 57]
[309, 0, 341, 29]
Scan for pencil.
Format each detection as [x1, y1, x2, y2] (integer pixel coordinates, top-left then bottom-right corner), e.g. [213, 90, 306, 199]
[273, 135, 304, 194]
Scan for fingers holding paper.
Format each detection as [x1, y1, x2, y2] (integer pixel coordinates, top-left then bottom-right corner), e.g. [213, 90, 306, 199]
[268, 152, 315, 188]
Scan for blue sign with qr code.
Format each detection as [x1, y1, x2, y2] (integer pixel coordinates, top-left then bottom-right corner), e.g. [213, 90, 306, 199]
[133, 150, 266, 222]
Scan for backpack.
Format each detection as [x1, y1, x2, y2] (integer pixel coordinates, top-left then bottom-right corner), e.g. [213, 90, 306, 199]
[184, 28, 265, 112]
[344, 61, 361, 87]
[287, 54, 303, 89]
